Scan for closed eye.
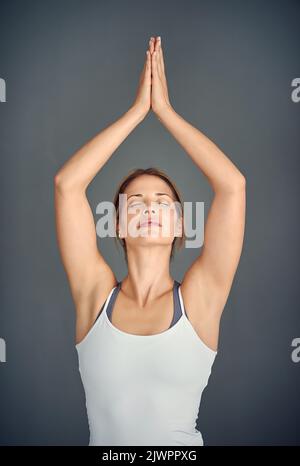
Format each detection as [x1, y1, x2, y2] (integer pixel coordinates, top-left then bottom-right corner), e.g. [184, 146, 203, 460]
[128, 202, 143, 207]
[128, 201, 170, 207]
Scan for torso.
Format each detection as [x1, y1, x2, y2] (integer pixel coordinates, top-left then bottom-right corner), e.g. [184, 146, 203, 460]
[75, 281, 217, 446]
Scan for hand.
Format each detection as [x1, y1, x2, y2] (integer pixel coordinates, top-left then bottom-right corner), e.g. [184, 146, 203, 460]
[132, 41, 152, 118]
[149, 36, 173, 117]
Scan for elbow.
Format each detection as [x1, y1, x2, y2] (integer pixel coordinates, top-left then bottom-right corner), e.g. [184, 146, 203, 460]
[54, 171, 66, 191]
[54, 171, 62, 187]
[231, 172, 246, 192]
[217, 174, 246, 194]
[236, 173, 246, 189]
[54, 171, 77, 193]
[54, 175, 87, 195]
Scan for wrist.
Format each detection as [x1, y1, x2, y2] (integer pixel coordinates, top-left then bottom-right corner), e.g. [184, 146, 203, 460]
[154, 104, 175, 121]
[129, 104, 149, 122]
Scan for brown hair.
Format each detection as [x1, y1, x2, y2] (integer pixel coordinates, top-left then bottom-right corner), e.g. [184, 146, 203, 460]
[113, 167, 185, 264]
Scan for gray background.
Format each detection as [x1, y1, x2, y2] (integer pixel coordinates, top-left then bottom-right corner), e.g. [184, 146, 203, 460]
[0, 0, 299, 446]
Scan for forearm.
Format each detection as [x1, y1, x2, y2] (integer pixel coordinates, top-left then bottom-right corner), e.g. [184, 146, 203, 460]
[157, 106, 245, 193]
[54, 105, 145, 192]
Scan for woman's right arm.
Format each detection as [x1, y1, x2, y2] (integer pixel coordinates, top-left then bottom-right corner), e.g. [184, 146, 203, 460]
[54, 104, 147, 341]
[54, 43, 152, 343]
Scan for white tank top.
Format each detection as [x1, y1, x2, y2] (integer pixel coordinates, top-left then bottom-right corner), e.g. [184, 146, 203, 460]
[75, 281, 217, 446]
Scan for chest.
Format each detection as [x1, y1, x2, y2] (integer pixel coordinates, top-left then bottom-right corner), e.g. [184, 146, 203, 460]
[78, 324, 209, 392]
[110, 292, 176, 336]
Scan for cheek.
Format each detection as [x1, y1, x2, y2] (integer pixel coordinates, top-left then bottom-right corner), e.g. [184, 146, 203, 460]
[119, 206, 144, 234]
[161, 208, 183, 235]
[160, 208, 177, 232]
[127, 206, 144, 223]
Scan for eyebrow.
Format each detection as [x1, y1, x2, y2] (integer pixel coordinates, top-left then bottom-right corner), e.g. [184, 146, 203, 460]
[127, 193, 174, 200]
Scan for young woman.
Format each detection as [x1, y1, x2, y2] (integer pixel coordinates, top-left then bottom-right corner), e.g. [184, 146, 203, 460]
[54, 36, 246, 446]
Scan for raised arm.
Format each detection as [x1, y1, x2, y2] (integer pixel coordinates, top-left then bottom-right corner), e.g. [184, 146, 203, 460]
[54, 44, 152, 344]
[150, 37, 246, 352]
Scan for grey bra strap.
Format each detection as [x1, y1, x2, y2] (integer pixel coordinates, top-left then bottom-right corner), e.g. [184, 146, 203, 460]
[170, 280, 183, 327]
[106, 280, 185, 328]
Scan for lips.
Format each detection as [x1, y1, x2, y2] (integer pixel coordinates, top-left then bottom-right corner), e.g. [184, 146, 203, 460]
[139, 220, 161, 228]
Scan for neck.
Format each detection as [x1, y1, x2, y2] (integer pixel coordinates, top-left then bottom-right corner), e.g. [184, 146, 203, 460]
[122, 244, 174, 307]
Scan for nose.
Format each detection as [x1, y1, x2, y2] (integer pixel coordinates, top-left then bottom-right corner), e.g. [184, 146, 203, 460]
[143, 205, 157, 214]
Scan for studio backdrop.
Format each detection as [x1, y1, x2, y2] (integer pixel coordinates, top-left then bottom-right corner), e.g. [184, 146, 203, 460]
[0, 0, 299, 446]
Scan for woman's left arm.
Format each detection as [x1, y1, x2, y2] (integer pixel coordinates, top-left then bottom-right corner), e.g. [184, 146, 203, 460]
[158, 104, 246, 319]
[150, 37, 246, 349]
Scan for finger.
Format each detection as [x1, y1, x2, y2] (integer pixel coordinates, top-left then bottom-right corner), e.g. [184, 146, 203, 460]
[154, 37, 163, 78]
[155, 37, 165, 81]
[157, 38, 168, 93]
[158, 38, 166, 75]
[149, 37, 155, 55]
[151, 50, 159, 80]
[155, 38, 170, 103]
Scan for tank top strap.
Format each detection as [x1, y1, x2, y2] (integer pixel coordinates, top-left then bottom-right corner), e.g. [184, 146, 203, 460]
[93, 283, 120, 324]
[169, 280, 185, 327]
[106, 282, 122, 322]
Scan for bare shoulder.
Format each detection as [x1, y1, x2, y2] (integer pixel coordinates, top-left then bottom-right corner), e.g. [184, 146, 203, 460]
[74, 264, 118, 346]
[180, 266, 225, 353]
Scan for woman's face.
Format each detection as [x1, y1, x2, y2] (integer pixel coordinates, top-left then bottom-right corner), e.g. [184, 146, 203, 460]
[117, 175, 182, 248]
